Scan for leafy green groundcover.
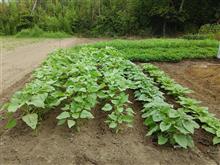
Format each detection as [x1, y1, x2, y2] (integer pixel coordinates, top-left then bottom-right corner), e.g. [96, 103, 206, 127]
[87, 39, 219, 62]
[1, 47, 220, 149]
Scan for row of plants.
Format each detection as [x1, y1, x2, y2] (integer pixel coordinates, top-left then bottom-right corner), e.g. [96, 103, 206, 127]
[0, 48, 135, 131]
[123, 62, 199, 148]
[143, 64, 220, 145]
[1, 47, 219, 149]
[87, 39, 219, 62]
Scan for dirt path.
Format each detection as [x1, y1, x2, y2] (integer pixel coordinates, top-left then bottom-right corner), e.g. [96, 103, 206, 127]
[0, 37, 105, 103]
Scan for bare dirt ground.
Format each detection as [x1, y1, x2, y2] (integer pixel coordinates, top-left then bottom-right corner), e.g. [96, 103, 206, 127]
[0, 42, 220, 165]
[0, 37, 105, 104]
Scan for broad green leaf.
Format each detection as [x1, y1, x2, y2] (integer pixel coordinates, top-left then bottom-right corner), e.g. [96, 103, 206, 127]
[202, 125, 216, 134]
[108, 113, 117, 121]
[80, 110, 94, 119]
[122, 115, 133, 123]
[152, 113, 163, 122]
[146, 125, 159, 136]
[182, 120, 195, 134]
[5, 119, 17, 129]
[173, 134, 188, 149]
[168, 109, 179, 118]
[56, 112, 70, 120]
[57, 119, 66, 126]
[7, 103, 20, 112]
[28, 93, 48, 108]
[216, 130, 220, 137]
[109, 122, 117, 129]
[158, 135, 168, 145]
[160, 122, 171, 132]
[72, 113, 80, 119]
[22, 113, 38, 129]
[213, 136, 220, 145]
[102, 104, 112, 112]
[67, 120, 76, 128]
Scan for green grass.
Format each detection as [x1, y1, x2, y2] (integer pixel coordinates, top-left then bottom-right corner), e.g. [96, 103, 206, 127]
[86, 39, 219, 62]
[16, 26, 71, 38]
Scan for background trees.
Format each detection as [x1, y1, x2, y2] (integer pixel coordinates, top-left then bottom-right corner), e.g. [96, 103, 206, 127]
[0, 0, 219, 36]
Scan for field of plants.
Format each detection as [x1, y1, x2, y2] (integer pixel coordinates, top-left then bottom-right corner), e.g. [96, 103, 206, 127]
[0, 38, 220, 164]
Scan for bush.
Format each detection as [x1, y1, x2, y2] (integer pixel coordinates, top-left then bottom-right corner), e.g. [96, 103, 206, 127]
[199, 24, 220, 34]
[16, 26, 70, 38]
[182, 34, 214, 40]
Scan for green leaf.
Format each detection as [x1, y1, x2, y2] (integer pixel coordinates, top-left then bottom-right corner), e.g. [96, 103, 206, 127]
[102, 104, 112, 112]
[7, 103, 20, 112]
[67, 120, 76, 128]
[5, 119, 17, 129]
[202, 125, 216, 134]
[72, 113, 80, 119]
[213, 136, 220, 145]
[56, 112, 70, 120]
[216, 130, 220, 137]
[182, 120, 195, 134]
[28, 93, 48, 108]
[146, 125, 159, 136]
[22, 113, 38, 129]
[160, 122, 171, 132]
[80, 110, 94, 119]
[57, 119, 66, 126]
[158, 135, 168, 145]
[173, 134, 188, 149]
[109, 122, 117, 129]
[168, 109, 179, 118]
[152, 113, 163, 122]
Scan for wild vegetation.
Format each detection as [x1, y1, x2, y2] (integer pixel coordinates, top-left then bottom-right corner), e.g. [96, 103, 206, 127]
[0, 0, 219, 37]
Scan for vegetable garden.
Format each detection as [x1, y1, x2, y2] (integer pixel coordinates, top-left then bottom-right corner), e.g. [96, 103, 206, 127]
[1, 40, 220, 150]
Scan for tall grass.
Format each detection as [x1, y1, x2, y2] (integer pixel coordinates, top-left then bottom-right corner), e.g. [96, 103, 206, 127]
[16, 26, 71, 38]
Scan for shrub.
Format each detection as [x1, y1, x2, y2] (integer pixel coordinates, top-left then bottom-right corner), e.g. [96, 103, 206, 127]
[199, 24, 220, 34]
[16, 26, 70, 38]
[182, 34, 214, 40]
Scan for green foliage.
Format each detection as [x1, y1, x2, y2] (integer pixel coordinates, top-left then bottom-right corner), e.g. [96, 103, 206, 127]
[88, 39, 219, 62]
[1, 45, 220, 149]
[199, 24, 220, 34]
[15, 26, 70, 38]
[0, 0, 219, 36]
[124, 63, 198, 148]
[143, 64, 220, 145]
[0, 47, 135, 132]
[182, 34, 215, 40]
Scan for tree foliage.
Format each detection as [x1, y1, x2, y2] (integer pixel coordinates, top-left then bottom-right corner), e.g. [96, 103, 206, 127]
[0, 0, 219, 36]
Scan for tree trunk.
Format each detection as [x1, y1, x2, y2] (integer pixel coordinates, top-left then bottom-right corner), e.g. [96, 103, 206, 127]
[31, 0, 38, 15]
[179, 0, 185, 12]
[163, 20, 166, 37]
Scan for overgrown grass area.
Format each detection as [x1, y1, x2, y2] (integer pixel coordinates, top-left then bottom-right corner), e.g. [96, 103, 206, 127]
[15, 26, 71, 38]
[86, 39, 219, 62]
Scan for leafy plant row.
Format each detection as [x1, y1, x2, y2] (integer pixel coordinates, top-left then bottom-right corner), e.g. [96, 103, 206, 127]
[143, 64, 220, 145]
[88, 39, 219, 62]
[123, 62, 199, 148]
[1, 48, 135, 131]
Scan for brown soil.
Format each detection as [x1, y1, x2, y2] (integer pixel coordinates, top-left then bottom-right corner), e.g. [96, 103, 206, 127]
[0, 45, 220, 165]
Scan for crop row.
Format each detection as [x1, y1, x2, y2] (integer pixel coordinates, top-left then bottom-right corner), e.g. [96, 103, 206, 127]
[87, 39, 219, 62]
[143, 64, 220, 145]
